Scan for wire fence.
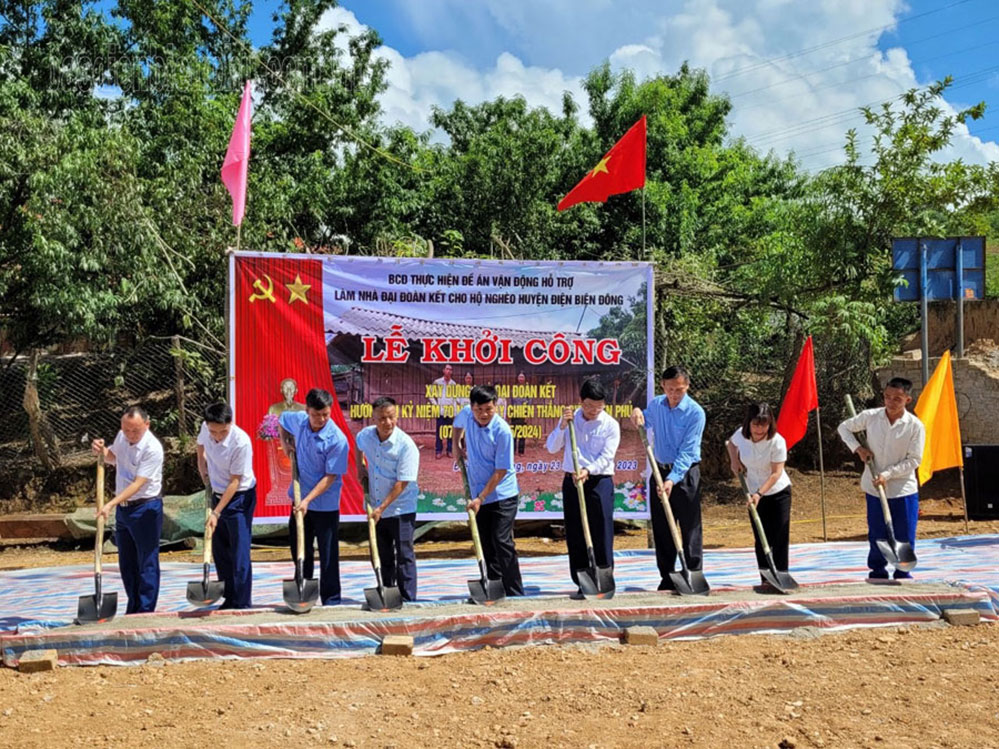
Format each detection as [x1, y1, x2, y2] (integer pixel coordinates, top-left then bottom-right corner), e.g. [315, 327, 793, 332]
[0, 336, 226, 468]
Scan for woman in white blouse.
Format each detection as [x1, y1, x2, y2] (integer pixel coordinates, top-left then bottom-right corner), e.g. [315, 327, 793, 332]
[725, 403, 793, 584]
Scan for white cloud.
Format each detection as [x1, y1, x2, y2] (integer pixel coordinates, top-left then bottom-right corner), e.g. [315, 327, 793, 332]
[322, 2, 999, 168]
[318, 6, 584, 138]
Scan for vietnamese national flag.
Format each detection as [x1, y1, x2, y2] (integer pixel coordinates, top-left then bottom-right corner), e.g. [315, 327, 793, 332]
[557, 115, 646, 211]
[221, 80, 252, 226]
[776, 336, 819, 450]
[914, 349, 963, 485]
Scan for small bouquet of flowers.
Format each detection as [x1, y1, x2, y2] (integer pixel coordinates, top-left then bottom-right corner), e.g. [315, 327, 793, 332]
[257, 413, 281, 441]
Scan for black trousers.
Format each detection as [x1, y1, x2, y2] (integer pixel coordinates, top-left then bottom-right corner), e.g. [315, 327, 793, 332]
[477, 496, 524, 596]
[561, 473, 614, 586]
[435, 415, 453, 456]
[288, 509, 341, 605]
[510, 419, 526, 454]
[376, 513, 418, 601]
[649, 463, 703, 584]
[751, 486, 792, 573]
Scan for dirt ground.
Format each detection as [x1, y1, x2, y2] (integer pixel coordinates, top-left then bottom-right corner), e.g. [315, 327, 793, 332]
[0, 622, 996, 748]
[1, 468, 997, 748]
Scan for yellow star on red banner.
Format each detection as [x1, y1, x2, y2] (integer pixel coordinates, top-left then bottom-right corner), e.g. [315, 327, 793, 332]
[287, 274, 311, 304]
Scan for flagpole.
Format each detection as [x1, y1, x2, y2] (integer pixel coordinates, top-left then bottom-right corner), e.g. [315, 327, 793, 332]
[958, 466, 970, 534]
[641, 185, 647, 258]
[814, 406, 828, 541]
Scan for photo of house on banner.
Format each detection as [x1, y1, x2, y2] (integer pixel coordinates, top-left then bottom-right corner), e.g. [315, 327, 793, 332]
[324, 258, 654, 520]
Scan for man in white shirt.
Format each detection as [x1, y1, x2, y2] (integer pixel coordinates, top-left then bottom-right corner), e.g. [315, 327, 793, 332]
[545, 380, 621, 592]
[431, 364, 458, 459]
[837, 377, 926, 580]
[197, 402, 257, 609]
[91, 406, 164, 614]
[355, 396, 420, 601]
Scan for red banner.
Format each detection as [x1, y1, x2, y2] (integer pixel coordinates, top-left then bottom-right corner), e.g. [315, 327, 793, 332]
[233, 254, 362, 520]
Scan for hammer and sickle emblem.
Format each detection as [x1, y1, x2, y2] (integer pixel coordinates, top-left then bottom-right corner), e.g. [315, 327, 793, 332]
[249, 274, 276, 303]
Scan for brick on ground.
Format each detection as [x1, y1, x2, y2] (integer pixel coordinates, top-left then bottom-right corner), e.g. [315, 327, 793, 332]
[621, 626, 659, 646]
[942, 608, 981, 626]
[380, 635, 414, 655]
[18, 649, 59, 673]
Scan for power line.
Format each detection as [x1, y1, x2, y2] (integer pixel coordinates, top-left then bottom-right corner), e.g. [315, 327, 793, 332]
[712, 0, 978, 83]
[742, 62, 999, 150]
[725, 18, 999, 102]
[186, 0, 423, 173]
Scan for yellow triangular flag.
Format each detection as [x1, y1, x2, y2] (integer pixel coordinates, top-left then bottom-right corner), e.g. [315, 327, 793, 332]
[914, 350, 963, 485]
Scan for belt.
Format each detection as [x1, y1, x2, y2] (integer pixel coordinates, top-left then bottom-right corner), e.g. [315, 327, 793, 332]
[564, 472, 611, 480]
[656, 461, 699, 474]
[119, 495, 160, 508]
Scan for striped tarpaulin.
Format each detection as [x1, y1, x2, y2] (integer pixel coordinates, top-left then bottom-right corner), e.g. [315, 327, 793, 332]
[1, 535, 995, 666]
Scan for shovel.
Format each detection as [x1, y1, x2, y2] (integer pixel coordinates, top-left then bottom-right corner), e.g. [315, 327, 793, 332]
[77, 453, 118, 623]
[737, 473, 799, 593]
[639, 430, 710, 596]
[283, 451, 320, 613]
[845, 395, 917, 573]
[566, 420, 615, 599]
[356, 453, 403, 612]
[458, 455, 505, 605]
[186, 482, 226, 607]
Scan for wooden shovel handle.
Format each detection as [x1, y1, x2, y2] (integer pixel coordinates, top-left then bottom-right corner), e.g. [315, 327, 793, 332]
[638, 430, 685, 553]
[457, 456, 486, 564]
[567, 420, 595, 550]
[94, 454, 105, 575]
[203, 484, 215, 565]
[291, 451, 305, 563]
[738, 472, 772, 556]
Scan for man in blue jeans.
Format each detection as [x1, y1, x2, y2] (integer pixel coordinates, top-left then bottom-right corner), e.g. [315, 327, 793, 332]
[91, 407, 164, 614]
[197, 402, 256, 609]
[456, 384, 524, 596]
[837, 377, 926, 580]
[279, 388, 350, 605]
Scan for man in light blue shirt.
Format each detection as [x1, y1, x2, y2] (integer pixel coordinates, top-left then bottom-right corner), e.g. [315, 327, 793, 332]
[279, 388, 349, 605]
[457, 384, 524, 596]
[356, 396, 420, 601]
[631, 365, 707, 590]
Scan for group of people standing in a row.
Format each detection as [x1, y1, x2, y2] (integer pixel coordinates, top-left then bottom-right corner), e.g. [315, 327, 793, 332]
[89, 364, 925, 614]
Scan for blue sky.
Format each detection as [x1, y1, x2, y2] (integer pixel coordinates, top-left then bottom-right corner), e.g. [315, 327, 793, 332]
[240, 0, 998, 170]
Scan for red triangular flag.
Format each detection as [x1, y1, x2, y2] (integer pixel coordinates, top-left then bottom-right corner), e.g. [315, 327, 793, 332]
[776, 336, 819, 450]
[557, 115, 646, 211]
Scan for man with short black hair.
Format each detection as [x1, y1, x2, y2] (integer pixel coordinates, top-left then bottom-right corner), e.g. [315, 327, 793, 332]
[197, 401, 256, 609]
[431, 364, 458, 459]
[279, 388, 349, 605]
[837, 377, 926, 581]
[355, 396, 420, 601]
[91, 406, 164, 614]
[462, 385, 524, 596]
[631, 365, 707, 591]
[546, 379, 620, 592]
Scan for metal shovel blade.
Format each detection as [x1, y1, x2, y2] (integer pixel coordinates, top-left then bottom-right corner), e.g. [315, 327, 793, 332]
[575, 566, 616, 599]
[877, 539, 916, 572]
[364, 584, 404, 612]
[468, 576, 506, 605]
[669, 568, 710, 597]
[759, 567, 800, 593]
[77, 591, 118, 623]
[282, 577, 320, 614]
[186, 576, 225, 607]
